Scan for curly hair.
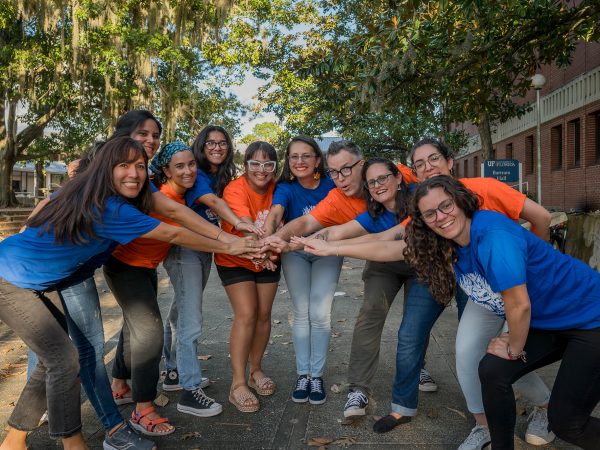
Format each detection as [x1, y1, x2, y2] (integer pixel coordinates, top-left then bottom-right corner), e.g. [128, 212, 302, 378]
[403, 176, 481, 305]
[361, 158, 410, 223]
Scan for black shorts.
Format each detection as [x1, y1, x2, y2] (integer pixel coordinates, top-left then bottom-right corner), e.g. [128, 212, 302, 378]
[216, 264, 281, 287]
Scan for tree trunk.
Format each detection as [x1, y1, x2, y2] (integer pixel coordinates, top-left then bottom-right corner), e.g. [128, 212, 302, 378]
[477, 111, 494, 161]
[0, 99, 19, 207]
[34, 160, 45, 203]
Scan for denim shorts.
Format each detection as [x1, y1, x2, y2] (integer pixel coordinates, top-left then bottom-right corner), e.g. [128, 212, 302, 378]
[216, 264, 281, 286]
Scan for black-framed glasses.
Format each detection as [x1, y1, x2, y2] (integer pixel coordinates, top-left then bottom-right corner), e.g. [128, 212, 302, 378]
[413, 152, 443, 171]
[420, 198, 455, 223]
[326, 159, 361, 180]
[205, 140, 228, 150]
[365, 173, 394, 189]
[247, 160, 276, 172]
[289, 153, 315, 162]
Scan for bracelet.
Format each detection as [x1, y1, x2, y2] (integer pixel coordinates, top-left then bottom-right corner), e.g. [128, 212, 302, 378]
[216, 229, 223, 241]
[507, 345, 527, 362]
[234, 219, 242, 229]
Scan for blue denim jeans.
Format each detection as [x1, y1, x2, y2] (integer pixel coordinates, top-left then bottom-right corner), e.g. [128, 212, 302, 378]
[456, 300, 550, 414]
[281, 251, 343, 377]
[28, 277, 123, 431]
[0, 279, 81, 438]
[390, 282, 467, 416]
[162, 246, 212, 390]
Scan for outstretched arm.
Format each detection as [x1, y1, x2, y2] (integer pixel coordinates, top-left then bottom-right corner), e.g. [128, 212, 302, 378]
[195, 192, 263, 236]
[291, 236, 406, 262]
[520, 199, 551, 240]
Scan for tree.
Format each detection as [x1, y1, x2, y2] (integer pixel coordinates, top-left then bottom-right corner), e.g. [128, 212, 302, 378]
[241, 121, 284, 145]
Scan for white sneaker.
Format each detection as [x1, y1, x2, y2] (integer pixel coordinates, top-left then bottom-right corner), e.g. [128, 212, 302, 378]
[343, 390, 368, 417]
[418, 368, 438, 392]
[525, 406, 555, 445]
[458, 425, 491, 450]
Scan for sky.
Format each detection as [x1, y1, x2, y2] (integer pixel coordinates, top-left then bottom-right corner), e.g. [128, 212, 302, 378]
[228, 73, 278, 137]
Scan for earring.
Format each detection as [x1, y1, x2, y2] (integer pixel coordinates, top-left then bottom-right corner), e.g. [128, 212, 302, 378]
[314, 170, 321, 180]
[290, 174, 295, 181]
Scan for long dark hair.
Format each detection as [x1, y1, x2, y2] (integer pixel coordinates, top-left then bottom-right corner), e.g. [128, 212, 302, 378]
[190, 125, 236, 196]
[27, 137, 153, 244]
[278, 135, 326, 183]
[404, 176, 481, 305]
[409, 137, 453, 167]
[361, 158, 410, 223]
[110, 110, 163, 138]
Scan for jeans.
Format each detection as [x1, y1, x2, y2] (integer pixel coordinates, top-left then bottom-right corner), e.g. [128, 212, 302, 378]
[103, 257, 162, 402]
[0, 279, 81, 438]
[162, 246, 212, 390]
[456, 301, 550, 414]
[348, 260, 414, 394]
[27, 277, 123, 431]
[282, 251, 343, 377]
[479, 327, 600, 450]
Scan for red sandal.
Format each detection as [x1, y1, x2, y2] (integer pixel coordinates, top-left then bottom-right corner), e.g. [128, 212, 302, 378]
[129, 406, 175, 436]
[112, 385, 133, 406]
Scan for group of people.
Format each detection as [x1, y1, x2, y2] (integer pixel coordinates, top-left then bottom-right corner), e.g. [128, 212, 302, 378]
[0, 110, 598, 450]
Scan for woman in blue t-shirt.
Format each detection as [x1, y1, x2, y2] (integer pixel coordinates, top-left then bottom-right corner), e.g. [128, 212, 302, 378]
[0, 137, 257, 450]
[161, 125, 262, 401]
[261, 136, 336, 404]
[405, 175, 600, 450]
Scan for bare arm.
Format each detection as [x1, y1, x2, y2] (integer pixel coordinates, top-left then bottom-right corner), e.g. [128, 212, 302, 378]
[142, 222, 258, 256]
[486, 284, 531, 359]
[520, 199, 551, 240]
[263, 204, 285, 236]
[311, 220, 367, 241]
[196, 193, 263, 236]
[291, 236, 407, 262]
[317, 222, 406, 246]
[20, 198, 51, 232]
[273, 214, 323, 241]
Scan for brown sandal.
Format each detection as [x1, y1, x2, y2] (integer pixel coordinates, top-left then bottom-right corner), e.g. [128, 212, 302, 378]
[229, 384, 259, 413]
[248, 371, 276, 396]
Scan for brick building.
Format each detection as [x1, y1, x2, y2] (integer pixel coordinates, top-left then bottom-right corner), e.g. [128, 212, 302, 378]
[453, 41, 600, 211]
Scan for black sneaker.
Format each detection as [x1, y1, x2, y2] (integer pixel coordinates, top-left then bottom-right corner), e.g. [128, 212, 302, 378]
[418, 369, 438, 392]
[103, 422, 156, 450]
[309, 377, 326, 405]
[343, 389, 368, 417]
[162, 369, 182, 391]
[177, 388, 223, 417]
[292, 375, 310, 403]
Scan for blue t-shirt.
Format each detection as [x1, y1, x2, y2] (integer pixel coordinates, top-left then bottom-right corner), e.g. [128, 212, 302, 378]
[0, 197, 160, 290]
[355, 209, 397, 233]
[272, 178, 335, 222]
[455, 210, 600, 330]
[184, 169, 220, 225]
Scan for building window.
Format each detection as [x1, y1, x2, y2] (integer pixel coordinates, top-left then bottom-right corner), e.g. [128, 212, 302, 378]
[473, 156, 479, 177]
[464, 160, 468, 177]
[506, 143, 513, 160]
[593, 111, 600, 165]
[525, 135, 534, 175]
[568, 118, 581, 168]
[551, 125, 563, 170]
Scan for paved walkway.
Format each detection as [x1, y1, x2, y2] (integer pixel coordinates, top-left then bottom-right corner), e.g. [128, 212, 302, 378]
[0, 258, 588, 449]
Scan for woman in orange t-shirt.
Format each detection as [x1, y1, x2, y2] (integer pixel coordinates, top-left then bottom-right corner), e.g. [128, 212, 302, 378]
[216, 141, 281, 413]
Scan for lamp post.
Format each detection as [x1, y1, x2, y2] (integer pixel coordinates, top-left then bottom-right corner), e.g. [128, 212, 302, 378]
[531, 73, 546, 205]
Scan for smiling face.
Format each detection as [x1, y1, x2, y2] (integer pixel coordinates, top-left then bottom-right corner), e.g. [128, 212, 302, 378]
[203, 130, 229, 171]
[288, 141, 319, 180]
[245, 150, 275, 193]
[412, 144, 454, 181]
[326, 150, 364, 197]
[112, 152, 147, 198]
[163, 150, 197, 194]
[365, 163, 402, 209]
[417, 186, 470, 246]
[130, 119, 161, 158]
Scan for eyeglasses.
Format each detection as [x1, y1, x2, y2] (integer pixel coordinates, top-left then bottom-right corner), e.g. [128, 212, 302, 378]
[326, 160, 361, 180]
[289, 153, 315, 162]
[413, 153, 444, 171]
[420, 198, 455, 223]
[365, 173, 394, 189]
[247, 160, 276, 172]
[205, 140, 228, 150]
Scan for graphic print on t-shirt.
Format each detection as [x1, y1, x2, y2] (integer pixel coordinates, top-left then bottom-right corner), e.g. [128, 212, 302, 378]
[458, 272, 506, 318]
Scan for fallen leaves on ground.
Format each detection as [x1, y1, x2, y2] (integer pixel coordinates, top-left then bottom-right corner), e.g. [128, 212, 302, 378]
[154, 393, 169, 407]
[444, 406, 466, 420]
[181, 431, 201, 440]
[197, 355, 212, 361]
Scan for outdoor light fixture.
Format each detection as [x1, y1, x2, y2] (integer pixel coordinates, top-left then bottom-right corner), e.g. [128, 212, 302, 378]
[531, 73, 546, 205]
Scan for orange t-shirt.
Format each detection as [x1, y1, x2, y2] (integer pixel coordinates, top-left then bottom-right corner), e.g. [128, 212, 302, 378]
[401, 177, 526, 228]
[397, 163, 417, 184]
[112, 183, 183, 269]
[309, 188, 367, 227]
[215, 175, 275, 271]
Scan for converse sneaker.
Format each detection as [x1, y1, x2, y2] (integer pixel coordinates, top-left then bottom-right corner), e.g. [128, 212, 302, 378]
[309, 377, 326, 405]
[103, 422, 156, 450]
[525, 406, 555, 445]
[458, 425, 491, 450]
[177, 388, 223, 417]
[292, 375, 310, 403]
[163, 369, 209, 391]
[343, 389, 368, 417]
[418, 368, 438, 392]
